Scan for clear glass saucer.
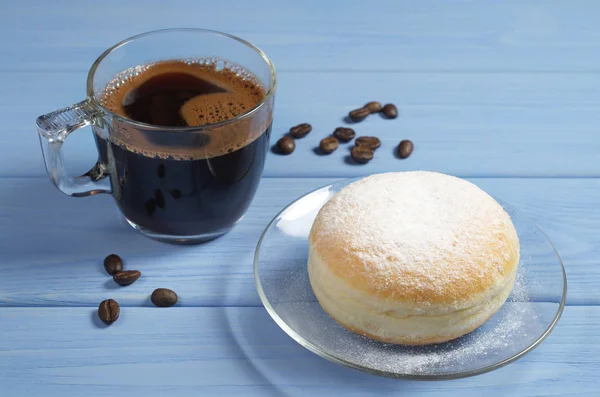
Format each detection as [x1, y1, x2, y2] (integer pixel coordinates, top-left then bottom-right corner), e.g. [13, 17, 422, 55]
[254, 178, 567, 380]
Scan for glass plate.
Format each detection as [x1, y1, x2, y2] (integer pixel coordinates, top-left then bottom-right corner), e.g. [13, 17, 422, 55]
[254, 178, 567, 380]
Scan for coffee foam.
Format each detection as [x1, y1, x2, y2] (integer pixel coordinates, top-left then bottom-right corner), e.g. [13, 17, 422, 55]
[97, 58, 272, 160]
[180, 91, 260, 126]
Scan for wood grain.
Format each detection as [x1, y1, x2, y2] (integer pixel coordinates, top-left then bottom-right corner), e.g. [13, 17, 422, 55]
[0, 177, 596, 307]
[4, 71, 600, 178]
[1, 0, 599, 73]
[1, 0, 599, 394]
[0, 305, 595, 396]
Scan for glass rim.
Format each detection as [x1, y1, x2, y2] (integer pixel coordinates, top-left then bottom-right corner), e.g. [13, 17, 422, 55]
[85, 28, 277, 132]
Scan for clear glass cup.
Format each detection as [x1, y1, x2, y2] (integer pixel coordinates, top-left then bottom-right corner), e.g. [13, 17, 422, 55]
[36, 29, 276, 244]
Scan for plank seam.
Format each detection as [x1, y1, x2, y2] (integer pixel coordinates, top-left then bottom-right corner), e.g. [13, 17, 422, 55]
[2, 175, 600, 180]
[0, 302, 586, 308]
[4, 68, 600, 74]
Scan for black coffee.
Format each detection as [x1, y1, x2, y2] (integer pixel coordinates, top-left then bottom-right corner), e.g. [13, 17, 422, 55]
[97, 60, 270, 239]
[122, 71, 227, 126]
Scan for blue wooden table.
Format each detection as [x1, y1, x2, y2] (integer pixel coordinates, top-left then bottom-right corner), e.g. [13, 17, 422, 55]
[1, 1, 599, 395]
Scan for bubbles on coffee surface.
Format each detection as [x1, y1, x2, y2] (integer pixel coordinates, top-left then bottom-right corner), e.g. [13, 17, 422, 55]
[101, 58, 264, 127]
[97, 58, 268, 160]
[180, 92, 257, 125]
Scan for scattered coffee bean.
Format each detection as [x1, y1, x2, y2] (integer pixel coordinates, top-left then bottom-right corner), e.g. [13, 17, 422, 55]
[289, 123, 312, 139]
[355, 136, 382, 150]
[351, 146, 374, 164]
[397, 139, 414, 159]
[151, 288, 178, 307]
[348, 107, 370, 122]
[170, 189, 182, 199]
[276, 136, 295, 155]
[113, 270, 141, 286]
[103, 254, 123, 275]
[364, 101, 383, 113]
[154, 189, 165, 209]
[145, 199, 156, 215]
[382, 103, 398, 119]
[333, 127, 355, 143]
[319, 136, 339, 154]
[98, 299, 120, 324]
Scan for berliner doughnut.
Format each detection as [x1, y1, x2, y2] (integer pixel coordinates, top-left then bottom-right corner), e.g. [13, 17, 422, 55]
[308, 171, 520, 345]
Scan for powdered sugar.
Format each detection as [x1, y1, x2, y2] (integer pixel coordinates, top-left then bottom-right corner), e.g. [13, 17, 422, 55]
[257, 176, 565, 378]
[351, 267, 536, 375]
[277, 261, 536, 376]
[310, 171, 519, 303]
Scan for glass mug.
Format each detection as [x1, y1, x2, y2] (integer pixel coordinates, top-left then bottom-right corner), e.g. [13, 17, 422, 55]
[36, 29, 276, 244]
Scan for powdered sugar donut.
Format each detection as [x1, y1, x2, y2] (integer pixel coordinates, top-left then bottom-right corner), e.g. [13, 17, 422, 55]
[308, 171, 520, 345]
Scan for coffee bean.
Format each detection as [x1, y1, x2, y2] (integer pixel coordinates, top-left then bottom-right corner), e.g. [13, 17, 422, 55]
[154, 189, 165, 209]
[276, 136, 295, 155]
[397, 139, 414, 159]
[348, 107, 370, 122]
[170, 189, 182, 199]
[333, 127, 355, 143]
[382, 103, 398, 119]
[289, 123, 312, 139]
[113, 270, 141, 286]
[319, 136, 339, 154]
[351, 146, 374, 164]
[98, 299, 120, 324]
[355, 136, 382, 150]
[103, 254, 123, 275]
[145, 199, 156, 215]
[151, 288, 178, 307]
[364, 101, 383, 113]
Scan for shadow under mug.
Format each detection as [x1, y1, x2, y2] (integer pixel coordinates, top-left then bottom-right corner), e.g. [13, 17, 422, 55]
[36, 29, 277, 244]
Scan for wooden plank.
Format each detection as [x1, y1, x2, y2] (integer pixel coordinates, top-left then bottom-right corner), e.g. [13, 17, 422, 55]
[4, 71, 600, 178]
[0, 306, 597, 396]
[1, 0, 600, 73]
[0, 177, 596, 307]
[2, 1, 596, 395]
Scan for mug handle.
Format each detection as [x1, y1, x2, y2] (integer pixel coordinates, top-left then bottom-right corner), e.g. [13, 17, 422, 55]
[36, 99, 112, 197]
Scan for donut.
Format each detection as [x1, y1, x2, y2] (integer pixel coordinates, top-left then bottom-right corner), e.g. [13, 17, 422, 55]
[308, 171, 520, 345]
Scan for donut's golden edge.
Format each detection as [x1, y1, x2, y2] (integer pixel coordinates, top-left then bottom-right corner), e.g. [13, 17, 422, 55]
[307, 173, 521, 345]
[309, 247, 518, 345]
